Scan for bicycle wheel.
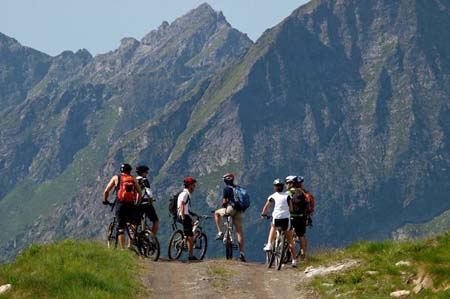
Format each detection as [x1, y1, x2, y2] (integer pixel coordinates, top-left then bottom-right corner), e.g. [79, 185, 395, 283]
[138, 230, 160, 261]
[283, 237, 291, 264]
[106, 221, 118, 249]
[266, 247, 275, 268]
[276, 235, 286, 271]
[168, 229, 184, 260]
[193, 232, 208, 260]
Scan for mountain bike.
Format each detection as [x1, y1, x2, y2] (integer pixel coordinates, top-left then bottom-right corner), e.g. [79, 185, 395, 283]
[105, 201, 160, 261]
[264, 216, 289, 270]
[168, 215, 210, 260]
[221, 213, 239, 259]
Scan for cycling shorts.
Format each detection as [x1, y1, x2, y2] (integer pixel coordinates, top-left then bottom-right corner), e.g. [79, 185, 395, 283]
[139, 203, 159, 222]
[273, 218, 291, 231]
[115, 202, 136, 229]
[291, 215, 307, 237]
[179, 215, 193, 237]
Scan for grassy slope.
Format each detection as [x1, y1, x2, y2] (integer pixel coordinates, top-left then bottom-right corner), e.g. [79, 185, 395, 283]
[303, 231, 450, 298]
[0, 240, 144, 299]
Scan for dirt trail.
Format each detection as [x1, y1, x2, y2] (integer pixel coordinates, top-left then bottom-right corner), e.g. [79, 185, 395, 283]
[143, 258, 320, 299]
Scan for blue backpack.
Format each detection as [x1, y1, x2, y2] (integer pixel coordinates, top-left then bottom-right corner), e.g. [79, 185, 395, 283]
[232, 186, 250, 212]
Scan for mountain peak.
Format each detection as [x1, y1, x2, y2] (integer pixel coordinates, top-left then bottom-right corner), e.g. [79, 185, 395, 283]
[141, 3, 229, 46]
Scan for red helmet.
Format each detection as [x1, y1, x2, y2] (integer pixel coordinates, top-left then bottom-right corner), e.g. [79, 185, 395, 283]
[183, 177, 197, 185]
[223, 173, 235, 182]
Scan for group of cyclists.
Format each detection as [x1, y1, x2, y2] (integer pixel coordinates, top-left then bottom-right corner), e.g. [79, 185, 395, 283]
[102, 163, 314, 265]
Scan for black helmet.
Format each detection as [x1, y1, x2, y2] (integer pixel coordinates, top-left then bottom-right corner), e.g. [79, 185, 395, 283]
[273, 178, 284, 185]
[120, 163, 132, 174]
[136, 165, 149, 175]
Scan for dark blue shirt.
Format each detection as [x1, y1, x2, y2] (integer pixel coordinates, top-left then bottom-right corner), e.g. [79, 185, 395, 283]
[223, 185, 234, 206]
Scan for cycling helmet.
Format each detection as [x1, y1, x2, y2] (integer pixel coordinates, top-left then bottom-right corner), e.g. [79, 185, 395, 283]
[273, 178, 284, 185]
[183, 177, 197, 185]
[135, 165, 149, 175]
[120, 163, 132, 174]
[285, 175, 298, 184]
[223, 173, 235, 182]
[297, 176, 305, 183]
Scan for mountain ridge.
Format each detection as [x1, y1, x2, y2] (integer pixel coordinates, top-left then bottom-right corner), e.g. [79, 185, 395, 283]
[1, 0, 450, 261]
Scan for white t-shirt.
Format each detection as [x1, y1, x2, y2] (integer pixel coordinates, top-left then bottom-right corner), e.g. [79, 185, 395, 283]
[268, 192, 291, 219]
[136, 176, 153, 202]
[177, 189, 191, 216]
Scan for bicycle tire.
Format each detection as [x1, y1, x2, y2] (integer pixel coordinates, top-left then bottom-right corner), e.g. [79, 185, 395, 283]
[266, 248, 275, 268]
[193, 232, 208, 260]
[276, 234, 286, 271]
[139, 230, 160, 261]
[283, 237, 291, 264]
[106, 221, 118, 249]
[168, 229, 184, 260]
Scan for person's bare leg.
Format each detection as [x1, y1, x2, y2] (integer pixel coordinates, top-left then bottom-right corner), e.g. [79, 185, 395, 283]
[267, 226, 275, 246]
[286, 231, 296, 258]
[187, 236, 194, 257]
[118, 230, 126, 249]
[152, 220, 159, 235]
[214, 211, 222, 233]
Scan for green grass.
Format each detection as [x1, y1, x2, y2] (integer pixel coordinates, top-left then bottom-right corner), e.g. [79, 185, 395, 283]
[305, 231, 450, 298]
[0, 240, 145, 299]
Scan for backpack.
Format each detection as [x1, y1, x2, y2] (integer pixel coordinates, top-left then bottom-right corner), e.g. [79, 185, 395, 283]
[117, 174, 137, 202]
[292, 188, 309, 214]
[305, 191, 316, 214]
[294, 188, 316, 215]
[168, 192, 182, 218]
[232, 186, 250, 212]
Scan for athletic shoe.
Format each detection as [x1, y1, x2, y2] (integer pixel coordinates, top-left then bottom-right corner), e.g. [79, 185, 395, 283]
[215, 232, 224, 240]
[188, 256, 199, 261]
[292, 259, 298, 268]
[263, 243, 272, 251]
[240, 253, 246, 262]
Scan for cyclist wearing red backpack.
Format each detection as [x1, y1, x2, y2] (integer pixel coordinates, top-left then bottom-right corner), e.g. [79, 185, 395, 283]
[103, 163, 142, 249]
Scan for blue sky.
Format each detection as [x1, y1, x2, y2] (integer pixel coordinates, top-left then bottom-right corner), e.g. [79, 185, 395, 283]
[1, 0, 309, 56]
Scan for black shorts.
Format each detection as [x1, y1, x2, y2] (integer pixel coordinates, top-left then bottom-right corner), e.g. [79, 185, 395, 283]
[139, 203, 159, 222]
[179, 215, 193, 237]
[291, 215, 307, 237]
[115, 201, 136, 229]
[273, 218, 291, 231]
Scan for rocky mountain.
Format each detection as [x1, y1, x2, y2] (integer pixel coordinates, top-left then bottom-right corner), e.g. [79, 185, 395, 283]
[1, 0, 450, 261]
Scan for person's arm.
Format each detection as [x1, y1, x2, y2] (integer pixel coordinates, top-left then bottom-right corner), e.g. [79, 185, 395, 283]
[288, 196, 293, 212]
[180, 201, 186, 221]
[103, 176, 118, 204]
[134, 179, 142, 205]
[261, 198, 272, 217]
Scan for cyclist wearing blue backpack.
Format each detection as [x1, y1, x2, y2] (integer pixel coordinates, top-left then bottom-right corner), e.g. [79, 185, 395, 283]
[214, 173, 249, 262]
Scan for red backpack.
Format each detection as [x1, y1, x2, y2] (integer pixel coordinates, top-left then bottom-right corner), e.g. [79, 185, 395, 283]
[117, 174, 137, 202]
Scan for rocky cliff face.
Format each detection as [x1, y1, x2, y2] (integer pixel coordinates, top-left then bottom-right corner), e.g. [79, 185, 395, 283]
[1, 0, 450, 261]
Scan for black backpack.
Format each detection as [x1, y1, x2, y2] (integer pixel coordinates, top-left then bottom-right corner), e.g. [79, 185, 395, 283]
[168, 192, 183, 218]
[292, 188, 309, 214]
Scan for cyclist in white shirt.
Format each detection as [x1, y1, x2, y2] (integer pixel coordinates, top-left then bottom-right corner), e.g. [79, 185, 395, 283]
[260, 178, 297, 267]
[177, 177, 198, 261]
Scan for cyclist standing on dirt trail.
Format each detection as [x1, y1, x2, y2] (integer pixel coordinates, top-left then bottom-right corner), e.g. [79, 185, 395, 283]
[261, 178, 297, 267]
[177, 177, 199, 261]
[103, 163, 142, 249]
[214, 173, 246, 262]
[293, 176, 315, 261]
[135, 165, 159, 235]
